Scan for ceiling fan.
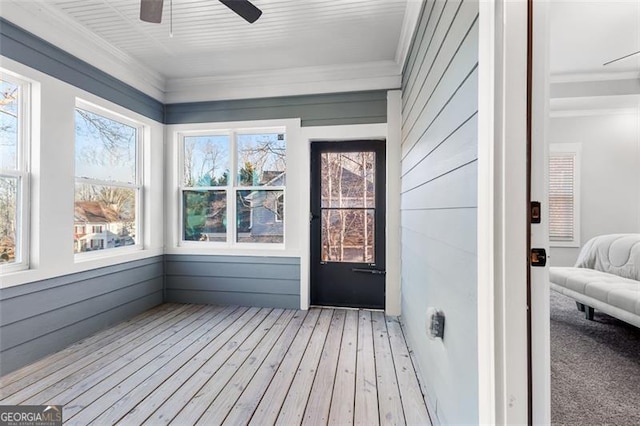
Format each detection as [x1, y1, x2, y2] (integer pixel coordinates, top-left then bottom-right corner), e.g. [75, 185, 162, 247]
[604, 50, 640, 66]
[140, 0, 262, 25]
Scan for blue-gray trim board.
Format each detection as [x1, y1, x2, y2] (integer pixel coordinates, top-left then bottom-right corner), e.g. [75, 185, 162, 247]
[1, 18, 389, 126]
[164, 91, 388, 126]
[0, 18, 164, 122]
[164, 255, 300, 309]
[0, 256, 164, 375]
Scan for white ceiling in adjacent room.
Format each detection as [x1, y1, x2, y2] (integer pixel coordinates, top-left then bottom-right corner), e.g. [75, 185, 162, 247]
[550, 0, 640, 78]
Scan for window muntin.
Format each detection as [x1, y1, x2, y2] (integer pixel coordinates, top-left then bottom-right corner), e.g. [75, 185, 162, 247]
[0, 74, 29, 271]
[74, 104, 142, 255]
[180, 130, 285, 245]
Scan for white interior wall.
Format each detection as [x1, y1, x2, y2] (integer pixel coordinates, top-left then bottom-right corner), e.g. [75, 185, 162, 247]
[549, 111, 640, 266]
[0, 56, 165, 288]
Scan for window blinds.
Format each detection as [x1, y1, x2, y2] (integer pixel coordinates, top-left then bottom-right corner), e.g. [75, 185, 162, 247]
[549, 154, 576, 242]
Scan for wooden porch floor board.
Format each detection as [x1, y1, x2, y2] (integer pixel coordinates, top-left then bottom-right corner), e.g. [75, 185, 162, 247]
[0, 303, 186, 399]
[0, 304, 432, 425]
[32, 305, 210, 409]
[0, 303, 175, 390]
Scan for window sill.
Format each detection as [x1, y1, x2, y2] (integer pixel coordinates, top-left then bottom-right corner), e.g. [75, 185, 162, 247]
[550, 241, 581, 248]
[167, 244, 297, 258]
[74, 245, 145, 263]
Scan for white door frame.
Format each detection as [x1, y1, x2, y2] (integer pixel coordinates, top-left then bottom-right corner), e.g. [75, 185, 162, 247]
[477, 1, 544, 424]
[530, 1, 552, 424]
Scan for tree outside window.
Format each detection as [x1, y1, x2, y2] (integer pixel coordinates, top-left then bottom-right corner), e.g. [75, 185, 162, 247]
[180, 131, 285, 245]
[74, 105, 142, 255]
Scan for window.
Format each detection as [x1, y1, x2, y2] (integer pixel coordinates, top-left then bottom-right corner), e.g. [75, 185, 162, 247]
[180, 130, 285, 245]
[0, 72, 30, 272]
[74, 103, 142, 255]
[549, 144, 581, 247]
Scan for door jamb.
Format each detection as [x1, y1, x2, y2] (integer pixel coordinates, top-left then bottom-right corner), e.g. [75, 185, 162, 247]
[477, 1, 533, 424]
[298, 116, 400, 315]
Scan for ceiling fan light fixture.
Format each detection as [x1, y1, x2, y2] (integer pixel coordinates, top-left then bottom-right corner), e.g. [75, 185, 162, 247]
[140, 0, 263, 26]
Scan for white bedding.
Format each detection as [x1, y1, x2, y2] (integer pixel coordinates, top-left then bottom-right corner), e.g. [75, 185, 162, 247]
[574, 234, 640, 281]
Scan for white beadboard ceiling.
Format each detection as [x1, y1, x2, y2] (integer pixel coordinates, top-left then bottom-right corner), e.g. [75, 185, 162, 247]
[1, 0, 414, 102]
[47, 0, 407, 78]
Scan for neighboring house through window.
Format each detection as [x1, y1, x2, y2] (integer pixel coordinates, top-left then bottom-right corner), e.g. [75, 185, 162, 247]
[180, 130, 286, 245]
[74, 102, 142, 255]
[549, 143, 581, 247]
[0, 71, 31, 272]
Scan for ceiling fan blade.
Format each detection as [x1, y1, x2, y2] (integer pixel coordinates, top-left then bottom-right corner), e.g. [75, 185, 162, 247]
[219, 0, 262, 23]
[140, 0, 164, 23]
[603, 50, 640, 66]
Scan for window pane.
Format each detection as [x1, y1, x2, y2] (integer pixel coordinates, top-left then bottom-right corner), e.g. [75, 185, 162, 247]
[183, 135, 230, 187]
[237, 133, 286, 186]
[182, 190, 227, 242]
[75, 108, 137, 183]
[0, 176, 18, 264]
[549, 154, 575, 241]
[236, 190, 284, 243]
[322, 209, 374, 263]
[74, 183, 136, 253]
[321, 152, 375, 208]
[0, 80, 19, 170]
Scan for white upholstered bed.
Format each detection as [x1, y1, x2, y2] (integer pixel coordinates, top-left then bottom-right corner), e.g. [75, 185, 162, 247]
[549, 234, 640, 328]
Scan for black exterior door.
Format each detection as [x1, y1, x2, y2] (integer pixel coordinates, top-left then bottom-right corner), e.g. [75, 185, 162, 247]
[310, 140, 386, 309]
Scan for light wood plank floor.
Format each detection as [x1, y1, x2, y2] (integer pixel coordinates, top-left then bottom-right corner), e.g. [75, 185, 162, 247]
[0, 304, 432, 425]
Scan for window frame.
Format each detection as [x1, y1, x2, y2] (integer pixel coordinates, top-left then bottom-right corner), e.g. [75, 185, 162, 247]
[178, 127, 286, 249]
[73, 100, 144, 260]
[0, 71, 31, 274]
[549, 143, 581, 248]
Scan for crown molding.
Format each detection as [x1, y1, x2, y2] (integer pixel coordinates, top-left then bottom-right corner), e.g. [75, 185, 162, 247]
[550, 70, 640, 84]
[395, 0, 425, 70]
[549, 107, 639, 118]
[1, 0, 166, 101]
[164, 60, 402, 103]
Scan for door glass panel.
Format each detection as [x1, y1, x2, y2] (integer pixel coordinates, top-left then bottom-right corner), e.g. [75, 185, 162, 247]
[321, 152, 375, 208]
[320, 151, 376, 263]
[322, 209, 374, 263]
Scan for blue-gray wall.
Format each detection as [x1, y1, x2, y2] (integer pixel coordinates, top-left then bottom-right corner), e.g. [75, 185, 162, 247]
[0, 257, 163, 375]
[0, 18, 164, 122]
[400, 0, 479, 424]
[164, 90, 387, 126]
[165, 255, 300, 309]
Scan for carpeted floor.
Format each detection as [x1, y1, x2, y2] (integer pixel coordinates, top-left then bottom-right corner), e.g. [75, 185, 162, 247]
[551, 291, 640, 426]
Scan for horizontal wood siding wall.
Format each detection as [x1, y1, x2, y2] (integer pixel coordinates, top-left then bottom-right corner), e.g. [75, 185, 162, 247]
[399, 0, 479, 424]
[0, 18, 164, 122]
[164, 91, 388, 126]
[0, 256, 164, 375]
[165, 255, 300, 309]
